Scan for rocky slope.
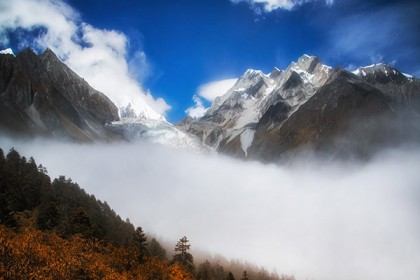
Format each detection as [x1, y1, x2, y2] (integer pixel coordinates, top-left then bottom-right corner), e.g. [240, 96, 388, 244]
[0, 48, 210, 151]
[2, 48, 417, 159]
[178, 55, 420, 161]
[0, 48, 120, 141]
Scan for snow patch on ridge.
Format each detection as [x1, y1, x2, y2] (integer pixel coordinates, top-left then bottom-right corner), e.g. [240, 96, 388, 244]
[240, 129, 255, 157]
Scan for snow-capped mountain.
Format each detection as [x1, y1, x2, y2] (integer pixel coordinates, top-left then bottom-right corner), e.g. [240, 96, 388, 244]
[0, 48, 210, 152]
[178, 54, 333, 156]
[178, 55, 420, 161]
[2, 47, 418, 160]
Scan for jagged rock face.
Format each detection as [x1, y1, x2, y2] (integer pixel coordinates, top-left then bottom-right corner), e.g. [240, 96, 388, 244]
[179, 56, 420, 161]
[249, 70, 393, 161]
[353, 64, 420, 110]
[178, 54, 333, 157]
[0, 48, 120, 141]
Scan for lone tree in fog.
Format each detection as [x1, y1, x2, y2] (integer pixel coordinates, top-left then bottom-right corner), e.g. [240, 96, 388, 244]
[173, 236, 194, 273]
[133, 226, 148, 263]
[241, 270, 249, 280]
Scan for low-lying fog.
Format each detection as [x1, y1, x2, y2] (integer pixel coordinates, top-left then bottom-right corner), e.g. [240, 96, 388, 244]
[1, 137, 419, 280]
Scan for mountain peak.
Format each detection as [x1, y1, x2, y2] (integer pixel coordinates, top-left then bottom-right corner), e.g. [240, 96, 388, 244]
[243, 69, 265, 78]
[0, 47, 120, 141]
[40, 47, 62, 63]
[269, 67, 282, 79]
[352, 63, 415, 83]
[41, 47, 56, 56]
[295, 54, 321, 73]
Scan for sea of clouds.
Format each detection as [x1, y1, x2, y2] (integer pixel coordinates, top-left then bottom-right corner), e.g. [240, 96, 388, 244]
[1, 137, 419, 280]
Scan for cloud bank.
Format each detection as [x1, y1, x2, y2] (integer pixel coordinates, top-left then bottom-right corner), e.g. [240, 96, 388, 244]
[186, 78, 237, 118]
[231, 0, 334, 12]
[1, 137, 419, 280]
[0, 0, 170, 119]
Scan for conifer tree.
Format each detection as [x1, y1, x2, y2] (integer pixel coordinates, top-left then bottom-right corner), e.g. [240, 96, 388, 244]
[133, 226, 148, 262]
[148, 238, 166, 259]
[227, 271, 236, 280]
[173, 236, 194, 273]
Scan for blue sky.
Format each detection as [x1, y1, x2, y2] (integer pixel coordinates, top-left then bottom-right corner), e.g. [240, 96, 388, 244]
[1, 0, 419, 121]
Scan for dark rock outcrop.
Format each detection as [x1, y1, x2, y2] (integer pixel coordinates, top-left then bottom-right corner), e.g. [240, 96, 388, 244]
[0, 48, 120, 141]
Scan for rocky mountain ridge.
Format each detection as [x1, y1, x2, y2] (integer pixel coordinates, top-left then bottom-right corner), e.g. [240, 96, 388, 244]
[0, 48, 120, 141]
[1, 48, 418, 160]
[178, 55, 420, 161]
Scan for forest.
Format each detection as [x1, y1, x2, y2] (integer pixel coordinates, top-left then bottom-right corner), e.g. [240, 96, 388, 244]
[0, 147, 294, 280]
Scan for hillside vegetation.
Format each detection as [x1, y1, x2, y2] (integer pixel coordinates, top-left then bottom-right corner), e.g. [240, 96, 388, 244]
[0, 147, 293, 280]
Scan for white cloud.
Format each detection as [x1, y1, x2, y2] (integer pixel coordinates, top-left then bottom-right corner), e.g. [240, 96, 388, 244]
[185, 95, 208, 119]
[1, 137, 420, 280]
[0, 0, 170, 119]
[198, 78, 237, 102]
[185, 78, 237, 119]
[231, 0, 334, 12]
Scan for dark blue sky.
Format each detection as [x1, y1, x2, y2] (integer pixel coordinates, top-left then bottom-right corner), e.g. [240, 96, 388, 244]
[3, 0, 419, 121]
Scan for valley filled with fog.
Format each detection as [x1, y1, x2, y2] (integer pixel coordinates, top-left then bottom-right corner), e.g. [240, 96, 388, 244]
[1, 137, 419, 280]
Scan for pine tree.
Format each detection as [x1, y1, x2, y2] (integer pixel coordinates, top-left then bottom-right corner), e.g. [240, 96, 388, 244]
[173, 236, 194, 273]
[36, 201, 60, 230]
[133, 226, 148, 262]
[241, 270, 249, 280]
[227, 271, 236, 280]
[148, 238, 166, 259]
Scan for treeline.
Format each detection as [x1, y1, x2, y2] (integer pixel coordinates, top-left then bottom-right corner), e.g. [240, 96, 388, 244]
[0, 147, 135, 245]
[0, 147, 294, 280]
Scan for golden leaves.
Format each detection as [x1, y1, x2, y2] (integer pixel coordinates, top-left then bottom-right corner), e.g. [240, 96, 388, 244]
[0, 225, 194, 279]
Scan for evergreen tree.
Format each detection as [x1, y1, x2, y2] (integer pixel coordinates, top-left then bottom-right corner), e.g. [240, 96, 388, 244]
[173, 236, 194, 274]
[197, 260, 226, 280]
[133, 226, 148, 263]
[0, 148, 4, 168]
[148, 238, 166, 259]
[241, 270, 249, 280]
[36, 201, 60, 230]
[227, 271, 236, 280]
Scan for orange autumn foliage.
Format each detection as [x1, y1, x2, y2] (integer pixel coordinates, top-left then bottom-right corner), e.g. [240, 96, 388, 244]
[0, 225, 193, 280]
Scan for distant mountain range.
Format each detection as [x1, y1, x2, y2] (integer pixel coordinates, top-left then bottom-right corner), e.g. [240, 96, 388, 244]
[178, 55, 420, 161]
[1, 49, 419, 161]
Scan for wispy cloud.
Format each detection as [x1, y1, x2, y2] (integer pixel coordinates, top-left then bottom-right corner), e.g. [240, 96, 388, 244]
[198, 78, 237, 102]
[231, 0, 334, 12]
[1, 137, 419, 280]
[185, 95, 207, 119]
[0, 0, 170, 119]
[185, 78, 237, 119]
[327, 3, 420, 73]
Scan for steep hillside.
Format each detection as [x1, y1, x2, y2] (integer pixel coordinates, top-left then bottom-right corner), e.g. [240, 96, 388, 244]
[0, 146, 292, 280]
[0, 48, 120, 142]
